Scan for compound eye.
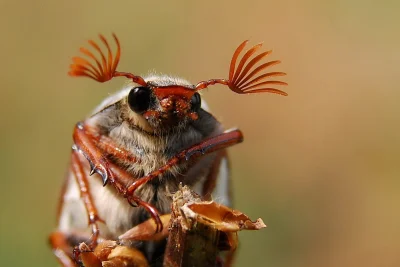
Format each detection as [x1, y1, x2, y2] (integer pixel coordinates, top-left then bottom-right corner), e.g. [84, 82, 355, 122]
[128, 87, 152, 113]
[190, 92, 201, 112]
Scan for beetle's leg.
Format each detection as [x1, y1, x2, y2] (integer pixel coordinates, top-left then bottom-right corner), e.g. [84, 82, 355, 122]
[71, 122, 163, 231]
[72, 122, 139, 186]
[49, 231, 97, 267]
[106, 161, 164, 232]
[201, 149, 229, 201]
[125, 129, 243, 230]
[49, 231, 77, 267]
[119, 214, 171, 241]
[71, 150, 102, 249]
[97, 134, 139, 164]
[74, 121, 243, 235]
[127, 195, 163, 232]
[74, 122, 138, 164]
[126, 129, 242, 195]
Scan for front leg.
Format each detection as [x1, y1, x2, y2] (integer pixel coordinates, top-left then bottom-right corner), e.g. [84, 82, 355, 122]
[72, 122, 164, 232]
[49, 231, 77, 267]
[49, 230, 101, 267]
[125, 129, 243, 195]
[124, 129, 243, 232]
[73, 121, 243, 234]
[70, 150, 102, 248]
[73, 122, 139, 186]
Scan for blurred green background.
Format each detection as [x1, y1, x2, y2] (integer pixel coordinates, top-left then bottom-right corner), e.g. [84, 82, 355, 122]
[1, 0, 399, 266]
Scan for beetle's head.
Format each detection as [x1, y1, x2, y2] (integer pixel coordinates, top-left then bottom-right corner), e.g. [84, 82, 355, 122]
[69, 34, 288, 133]
[121, 77, 202, 132]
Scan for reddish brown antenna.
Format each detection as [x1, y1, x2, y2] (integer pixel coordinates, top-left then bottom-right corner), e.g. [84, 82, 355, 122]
[196, 40, 288, 96]
[68, 34, 147, 86]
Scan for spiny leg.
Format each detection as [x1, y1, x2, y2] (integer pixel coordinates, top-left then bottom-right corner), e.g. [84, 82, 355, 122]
[49, 231, 98, 267]
[73, 121, 243, 234]
[73, 122, 164, 232]
[70, 150, 103, 259]
[124, 129, 243, 227]
[126, 129, 243, 195]
[49, 231, 77, 267]
[73, 122, 139, 186]
[97, 134, 139, 164]
[107, 160, 163, 229]
[201, 149, 229, 201]
[72, 122, 161, 229]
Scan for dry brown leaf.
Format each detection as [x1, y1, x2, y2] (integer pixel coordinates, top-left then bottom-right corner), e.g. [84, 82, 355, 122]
[182, 201, 267, 232]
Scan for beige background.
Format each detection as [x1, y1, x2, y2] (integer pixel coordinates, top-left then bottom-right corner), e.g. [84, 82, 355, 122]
[1, 0, 399, 266]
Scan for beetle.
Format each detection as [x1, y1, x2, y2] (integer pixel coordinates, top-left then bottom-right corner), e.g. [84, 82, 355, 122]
[49, 33, 287, 266]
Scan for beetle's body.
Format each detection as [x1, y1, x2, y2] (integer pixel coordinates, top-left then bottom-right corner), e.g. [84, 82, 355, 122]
[49, 33, 287, 267]
[58, 76, 230, 241]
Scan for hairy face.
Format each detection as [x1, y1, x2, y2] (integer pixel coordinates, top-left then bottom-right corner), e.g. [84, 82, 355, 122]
[119, 75, 202, 135]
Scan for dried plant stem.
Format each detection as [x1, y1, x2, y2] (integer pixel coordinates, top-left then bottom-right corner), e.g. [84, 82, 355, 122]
[163, 186, 220, 267]
[163, 185, 266, 267]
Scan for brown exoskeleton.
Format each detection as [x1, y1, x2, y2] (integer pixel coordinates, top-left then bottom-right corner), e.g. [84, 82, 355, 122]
[49, 33, 287, 266]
